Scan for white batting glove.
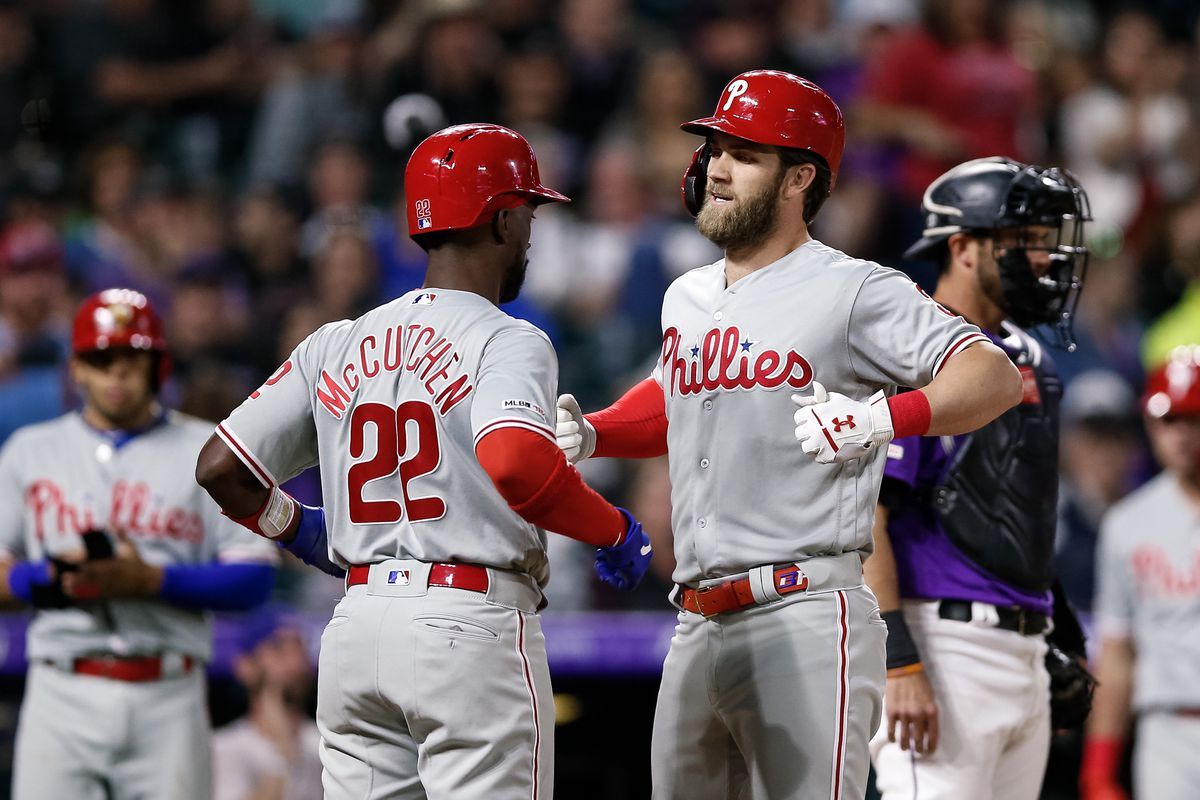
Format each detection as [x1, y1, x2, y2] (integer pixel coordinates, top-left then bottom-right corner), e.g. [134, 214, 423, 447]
[556, 394, 596, 463]
[792, 382, 894, 464]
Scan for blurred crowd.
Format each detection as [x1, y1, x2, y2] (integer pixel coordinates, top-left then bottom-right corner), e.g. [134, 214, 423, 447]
[0, 0, 1199, 618]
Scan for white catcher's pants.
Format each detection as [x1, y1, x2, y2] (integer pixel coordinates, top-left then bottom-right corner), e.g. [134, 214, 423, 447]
[870, 600, 1051, 800]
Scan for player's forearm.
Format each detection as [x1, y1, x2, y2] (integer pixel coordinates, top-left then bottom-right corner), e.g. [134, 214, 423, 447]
[159, 562, 276, 611]
[1087, 637, 1135, 740]
[586, 378, 668, 458]
[476, 428, 625, 547]
[921, 343, 1022, 436]
[864, 505, 902, 611]
[197, 433, 273, 519]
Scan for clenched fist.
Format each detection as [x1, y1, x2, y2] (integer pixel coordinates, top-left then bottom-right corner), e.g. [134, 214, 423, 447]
[793, 381, 894, 464]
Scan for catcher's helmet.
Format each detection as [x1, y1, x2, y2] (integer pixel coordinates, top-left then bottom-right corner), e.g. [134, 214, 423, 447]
[404, 123, 569, 241]
[905, 156, 1091, 348]
[1143, 347, 1200, 418]
[680, 70, 845, 218]
[72, 288, 170, 388]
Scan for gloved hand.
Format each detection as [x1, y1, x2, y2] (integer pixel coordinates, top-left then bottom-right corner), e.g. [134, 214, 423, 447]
[595, 508, 651, 591]
[556, 394, 596, 463]
[793, 382, 894, 464]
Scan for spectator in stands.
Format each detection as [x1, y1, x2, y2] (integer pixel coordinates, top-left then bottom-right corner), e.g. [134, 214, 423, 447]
[213, 610, 321, 800]
[0, 219, 71, 443]
[856, 0, 1038, 206]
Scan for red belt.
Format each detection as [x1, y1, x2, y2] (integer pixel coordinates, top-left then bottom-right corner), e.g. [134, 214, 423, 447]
[70, 655, 193, 682]
[346, 563, 490, 594]
[680, 565, 809, 617]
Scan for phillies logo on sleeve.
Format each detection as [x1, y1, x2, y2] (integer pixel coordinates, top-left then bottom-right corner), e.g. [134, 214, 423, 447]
[660, 326, 813, 396]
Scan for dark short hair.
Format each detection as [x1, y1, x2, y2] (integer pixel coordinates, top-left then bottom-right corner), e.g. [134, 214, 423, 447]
[778, 148, 832, 224]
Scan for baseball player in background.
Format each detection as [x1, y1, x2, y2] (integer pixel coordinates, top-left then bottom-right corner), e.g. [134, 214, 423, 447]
[555, 70, 1022, 800]
[1081, 348, 1200, 800]
[865, 157, 1093, 799]
[196, 123, 651, 800]
[0, 288, 279, 800]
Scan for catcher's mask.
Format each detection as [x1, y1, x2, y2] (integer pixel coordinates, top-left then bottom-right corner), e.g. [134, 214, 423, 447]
[905, 157, 1091, 350]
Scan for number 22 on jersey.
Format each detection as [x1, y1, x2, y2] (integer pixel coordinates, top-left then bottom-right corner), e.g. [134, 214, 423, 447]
[348, 401, 445, 524]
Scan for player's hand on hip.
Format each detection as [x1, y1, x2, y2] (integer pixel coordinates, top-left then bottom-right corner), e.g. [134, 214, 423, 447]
[885, 668, 940, 754]
[594, 509, 652, 591]
[556, 394, 596, 463]
[792, 382, 894, 464]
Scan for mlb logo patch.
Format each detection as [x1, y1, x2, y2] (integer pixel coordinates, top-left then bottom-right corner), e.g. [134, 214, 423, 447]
[414, 198, 432, 230]
[388, 570, 411, 586]
[503, 398, 547, 420]
[412, 292, 437, 306]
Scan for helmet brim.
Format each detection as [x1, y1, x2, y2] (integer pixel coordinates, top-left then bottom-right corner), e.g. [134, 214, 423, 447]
[680, 117, 741, 139]
[526, 186, 570, 205]
[902, 235, 949, 261]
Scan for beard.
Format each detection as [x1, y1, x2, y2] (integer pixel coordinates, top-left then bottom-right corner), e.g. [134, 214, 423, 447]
[696, 172, 784, 252]
[499, 256, 528, 304]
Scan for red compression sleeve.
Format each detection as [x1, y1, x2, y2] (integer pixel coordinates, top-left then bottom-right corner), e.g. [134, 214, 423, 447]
[476, 428, 625, 547]
[586, 378, 668, 458]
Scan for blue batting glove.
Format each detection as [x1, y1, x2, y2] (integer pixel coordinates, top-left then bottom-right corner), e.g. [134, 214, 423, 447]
[594, 508, 652, 591]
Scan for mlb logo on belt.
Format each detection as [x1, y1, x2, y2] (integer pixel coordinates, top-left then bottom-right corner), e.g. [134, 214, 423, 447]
[388, 570, 411, 586]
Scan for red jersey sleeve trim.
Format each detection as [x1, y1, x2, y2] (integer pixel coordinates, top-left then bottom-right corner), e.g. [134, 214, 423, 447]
[932, 332, 990, 377]
[215, 423, 276, 488]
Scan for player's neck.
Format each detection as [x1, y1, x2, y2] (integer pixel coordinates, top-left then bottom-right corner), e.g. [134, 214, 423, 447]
[1175, 471, 1200, 507]
[82, 402, 159, 433]
[723, 225, 811, 286]
[422, 259, 503, 307]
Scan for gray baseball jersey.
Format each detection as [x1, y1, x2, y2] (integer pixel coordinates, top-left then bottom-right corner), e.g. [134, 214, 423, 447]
[216, 288, 560, 586]
[654, 239, 987, 585]
[220, 288, 562, 800]
[1095, 472, 1200, 710]
[0, 411, 277, 662]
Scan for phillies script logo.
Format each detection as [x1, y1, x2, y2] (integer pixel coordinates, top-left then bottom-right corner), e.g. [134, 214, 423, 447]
[661, 326, 813, 396]
[26, 480, 204, 544]
[1131, 544, 1200, 599]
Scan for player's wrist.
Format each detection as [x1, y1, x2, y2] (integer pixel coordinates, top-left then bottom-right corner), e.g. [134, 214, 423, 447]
[228, 486, 300, 540]
[1080, 737, 1124, 786]
[881, 609, 922, 670]
[7, 560, 52, 603]
[142, 564, 166, 597]
[886, 390, 931, 439]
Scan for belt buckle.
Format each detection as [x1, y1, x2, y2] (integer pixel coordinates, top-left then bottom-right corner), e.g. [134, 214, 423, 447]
[694, 584, 720, 617]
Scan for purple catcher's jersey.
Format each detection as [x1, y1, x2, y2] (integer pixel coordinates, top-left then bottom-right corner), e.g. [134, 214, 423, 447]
[882, 324, 1053, 614]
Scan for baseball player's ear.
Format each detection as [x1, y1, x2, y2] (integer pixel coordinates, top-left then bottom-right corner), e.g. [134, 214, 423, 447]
[491, 208, 515, 246]
[783, 163, 816, 201]
[946, 233, 977, 272]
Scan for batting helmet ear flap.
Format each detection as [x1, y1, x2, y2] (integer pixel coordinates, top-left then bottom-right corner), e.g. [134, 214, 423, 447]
[681, 143, 711, 217]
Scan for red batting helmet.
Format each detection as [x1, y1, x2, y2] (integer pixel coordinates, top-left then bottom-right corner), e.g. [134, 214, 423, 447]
[1143, 347, 1200, 418]
[72, 288, 170, 388]
[404, 123, 569, 240]
[681, 70, 846, 187]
